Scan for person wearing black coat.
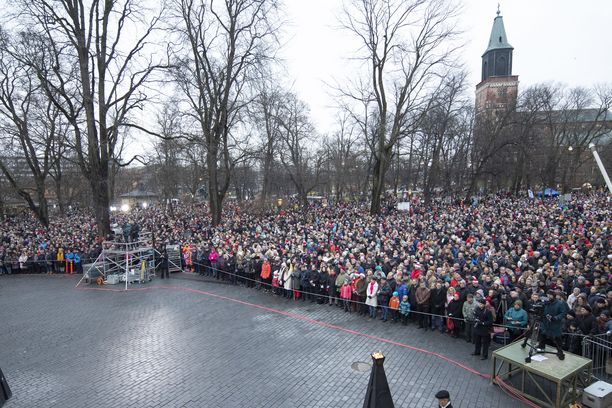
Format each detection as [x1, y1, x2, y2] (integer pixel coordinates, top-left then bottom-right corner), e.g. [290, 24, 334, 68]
[309, 267, 320, 303]
[408, 282, 418, 323]
[0, 251, 6, 275]
[471, 299, 493, 360]
[377, 278, 392, 321]
[300, 266, 311, 302]
[446, 293, 463, 338]
[160, 249, 169, 279]
[326, 268, 338, 305]
[244, 257, 256, 288]
[576, 305, 598, 335]
[430, 282, 447, 333]
[318, 267, 329, 304]
[202, 246, 211, 277]
[435, 389, 453, 408]
[225, 254, 236, 283]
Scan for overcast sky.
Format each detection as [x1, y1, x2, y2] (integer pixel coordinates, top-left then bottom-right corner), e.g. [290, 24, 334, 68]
[279, 0, 612, 135]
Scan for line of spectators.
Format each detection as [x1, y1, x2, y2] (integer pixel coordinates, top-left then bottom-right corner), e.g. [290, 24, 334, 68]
[1, 192, 611, 356]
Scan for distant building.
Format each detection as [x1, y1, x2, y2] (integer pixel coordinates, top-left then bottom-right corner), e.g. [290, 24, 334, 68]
[474, 9, 612, 192]
[475, 8, 518, 115]
[118, 190, 159, 209]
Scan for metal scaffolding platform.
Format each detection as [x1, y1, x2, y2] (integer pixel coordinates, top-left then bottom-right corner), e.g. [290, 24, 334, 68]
[76, 233, 156, 290]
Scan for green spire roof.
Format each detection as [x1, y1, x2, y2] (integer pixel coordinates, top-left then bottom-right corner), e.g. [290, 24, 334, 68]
[483, 10, 513, 56]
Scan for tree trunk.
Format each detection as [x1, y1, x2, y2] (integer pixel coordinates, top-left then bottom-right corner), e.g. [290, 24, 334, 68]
[35, 180, 49, 228]
[261, 154, 272, 203]
[298, 189, 308, 208]
[53, 174, 66, 215]
[424, 137, 443, 205]
[234, 180, 243, 202]
[370, 153, 388, 215]
[92, 178, 111, 238]
[207, 146, 223, 226]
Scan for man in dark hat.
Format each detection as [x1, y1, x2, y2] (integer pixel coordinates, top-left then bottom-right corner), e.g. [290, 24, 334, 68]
[471, 298, 493, 360]
[434, 389, 452, 408]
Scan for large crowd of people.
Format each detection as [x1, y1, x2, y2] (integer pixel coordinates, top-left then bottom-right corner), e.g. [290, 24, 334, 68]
[1, 192, 611, 359]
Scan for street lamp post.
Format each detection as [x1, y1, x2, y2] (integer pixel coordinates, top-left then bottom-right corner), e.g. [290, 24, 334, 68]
[564, 146, 573, 192]
[589, 143, 612, 194]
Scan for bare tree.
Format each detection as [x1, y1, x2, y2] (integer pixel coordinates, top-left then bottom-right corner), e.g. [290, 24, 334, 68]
[152, 103, 184, 215]
[47, 106, 71, 215]
[558, 86, 612, 190]
[0, 29, 61, 226]
[181, 140, 208, 201]
[276, 92, 324, 206]
[418, 71, 467, 203]
[170, 0, 280, 225]
[340, 0, 461, 214]
[9, 0, 166, 236]
[250, 83, 284, 203]
[439, 104, 473, 194]
[325, 113, 361, 201]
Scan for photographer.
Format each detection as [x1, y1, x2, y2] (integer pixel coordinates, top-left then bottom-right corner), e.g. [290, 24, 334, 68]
[471, 298, 493, 360]
[537, 290, 566, 360]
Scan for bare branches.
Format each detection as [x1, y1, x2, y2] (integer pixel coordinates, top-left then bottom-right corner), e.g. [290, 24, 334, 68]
[168, 0, 280, 224]
[339, 0, 461, 213]
[5, 0, 168, 235]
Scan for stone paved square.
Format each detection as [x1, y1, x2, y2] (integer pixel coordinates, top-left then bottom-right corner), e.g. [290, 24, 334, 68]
[0, 275, 523, 407]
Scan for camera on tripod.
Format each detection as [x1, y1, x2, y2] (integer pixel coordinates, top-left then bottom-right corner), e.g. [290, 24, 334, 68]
[528, 301, 545, 317]
[528, 296, 551, 318]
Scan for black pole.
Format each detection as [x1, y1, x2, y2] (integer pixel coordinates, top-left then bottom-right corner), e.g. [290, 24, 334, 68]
[362, 352, 395, 408]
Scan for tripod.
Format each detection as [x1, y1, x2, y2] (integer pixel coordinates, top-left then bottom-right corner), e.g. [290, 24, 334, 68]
[496, 295, 508, 320]
[520, 316, 562, 363]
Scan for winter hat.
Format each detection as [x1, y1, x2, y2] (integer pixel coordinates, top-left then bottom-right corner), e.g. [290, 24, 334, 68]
[393, 291, 399, 297]
[435, 390, 450, 399]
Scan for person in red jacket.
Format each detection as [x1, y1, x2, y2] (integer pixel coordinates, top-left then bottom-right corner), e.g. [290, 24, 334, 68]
[259, 258, 271, 289]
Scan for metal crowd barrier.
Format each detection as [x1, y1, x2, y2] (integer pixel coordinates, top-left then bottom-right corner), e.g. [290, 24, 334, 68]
[582, 332, 612, 381]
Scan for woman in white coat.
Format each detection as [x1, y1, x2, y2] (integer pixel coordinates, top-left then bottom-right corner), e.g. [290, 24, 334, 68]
[365, 276, 379, 318]
[280, 260, 293, 299]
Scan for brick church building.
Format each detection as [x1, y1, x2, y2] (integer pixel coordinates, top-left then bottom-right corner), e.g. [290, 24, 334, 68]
[473, 9, 612, 193]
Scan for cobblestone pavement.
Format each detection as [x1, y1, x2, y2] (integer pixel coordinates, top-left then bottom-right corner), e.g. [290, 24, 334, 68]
[0, 274, 524, 407]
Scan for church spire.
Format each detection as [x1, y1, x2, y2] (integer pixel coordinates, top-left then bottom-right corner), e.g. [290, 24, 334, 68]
[484, 8, 513, 55]
[481, 8, 514, 81]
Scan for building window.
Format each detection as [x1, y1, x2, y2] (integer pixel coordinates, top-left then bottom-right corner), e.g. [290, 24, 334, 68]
[495, 55, 507, 76]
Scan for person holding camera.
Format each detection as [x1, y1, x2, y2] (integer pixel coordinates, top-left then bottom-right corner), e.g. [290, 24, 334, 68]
[471, 298, 494, 360]
[537, 290, 566, 360]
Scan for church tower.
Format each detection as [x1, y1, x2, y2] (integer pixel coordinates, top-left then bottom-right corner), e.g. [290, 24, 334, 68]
[475, 8, 518, 114]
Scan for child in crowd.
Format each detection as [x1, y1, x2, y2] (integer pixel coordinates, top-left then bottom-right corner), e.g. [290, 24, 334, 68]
[389, 291, 400, 323]
[399, 295, 411, 325]
[341, 277, 353, 313]
[271, 270, 280, 295]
